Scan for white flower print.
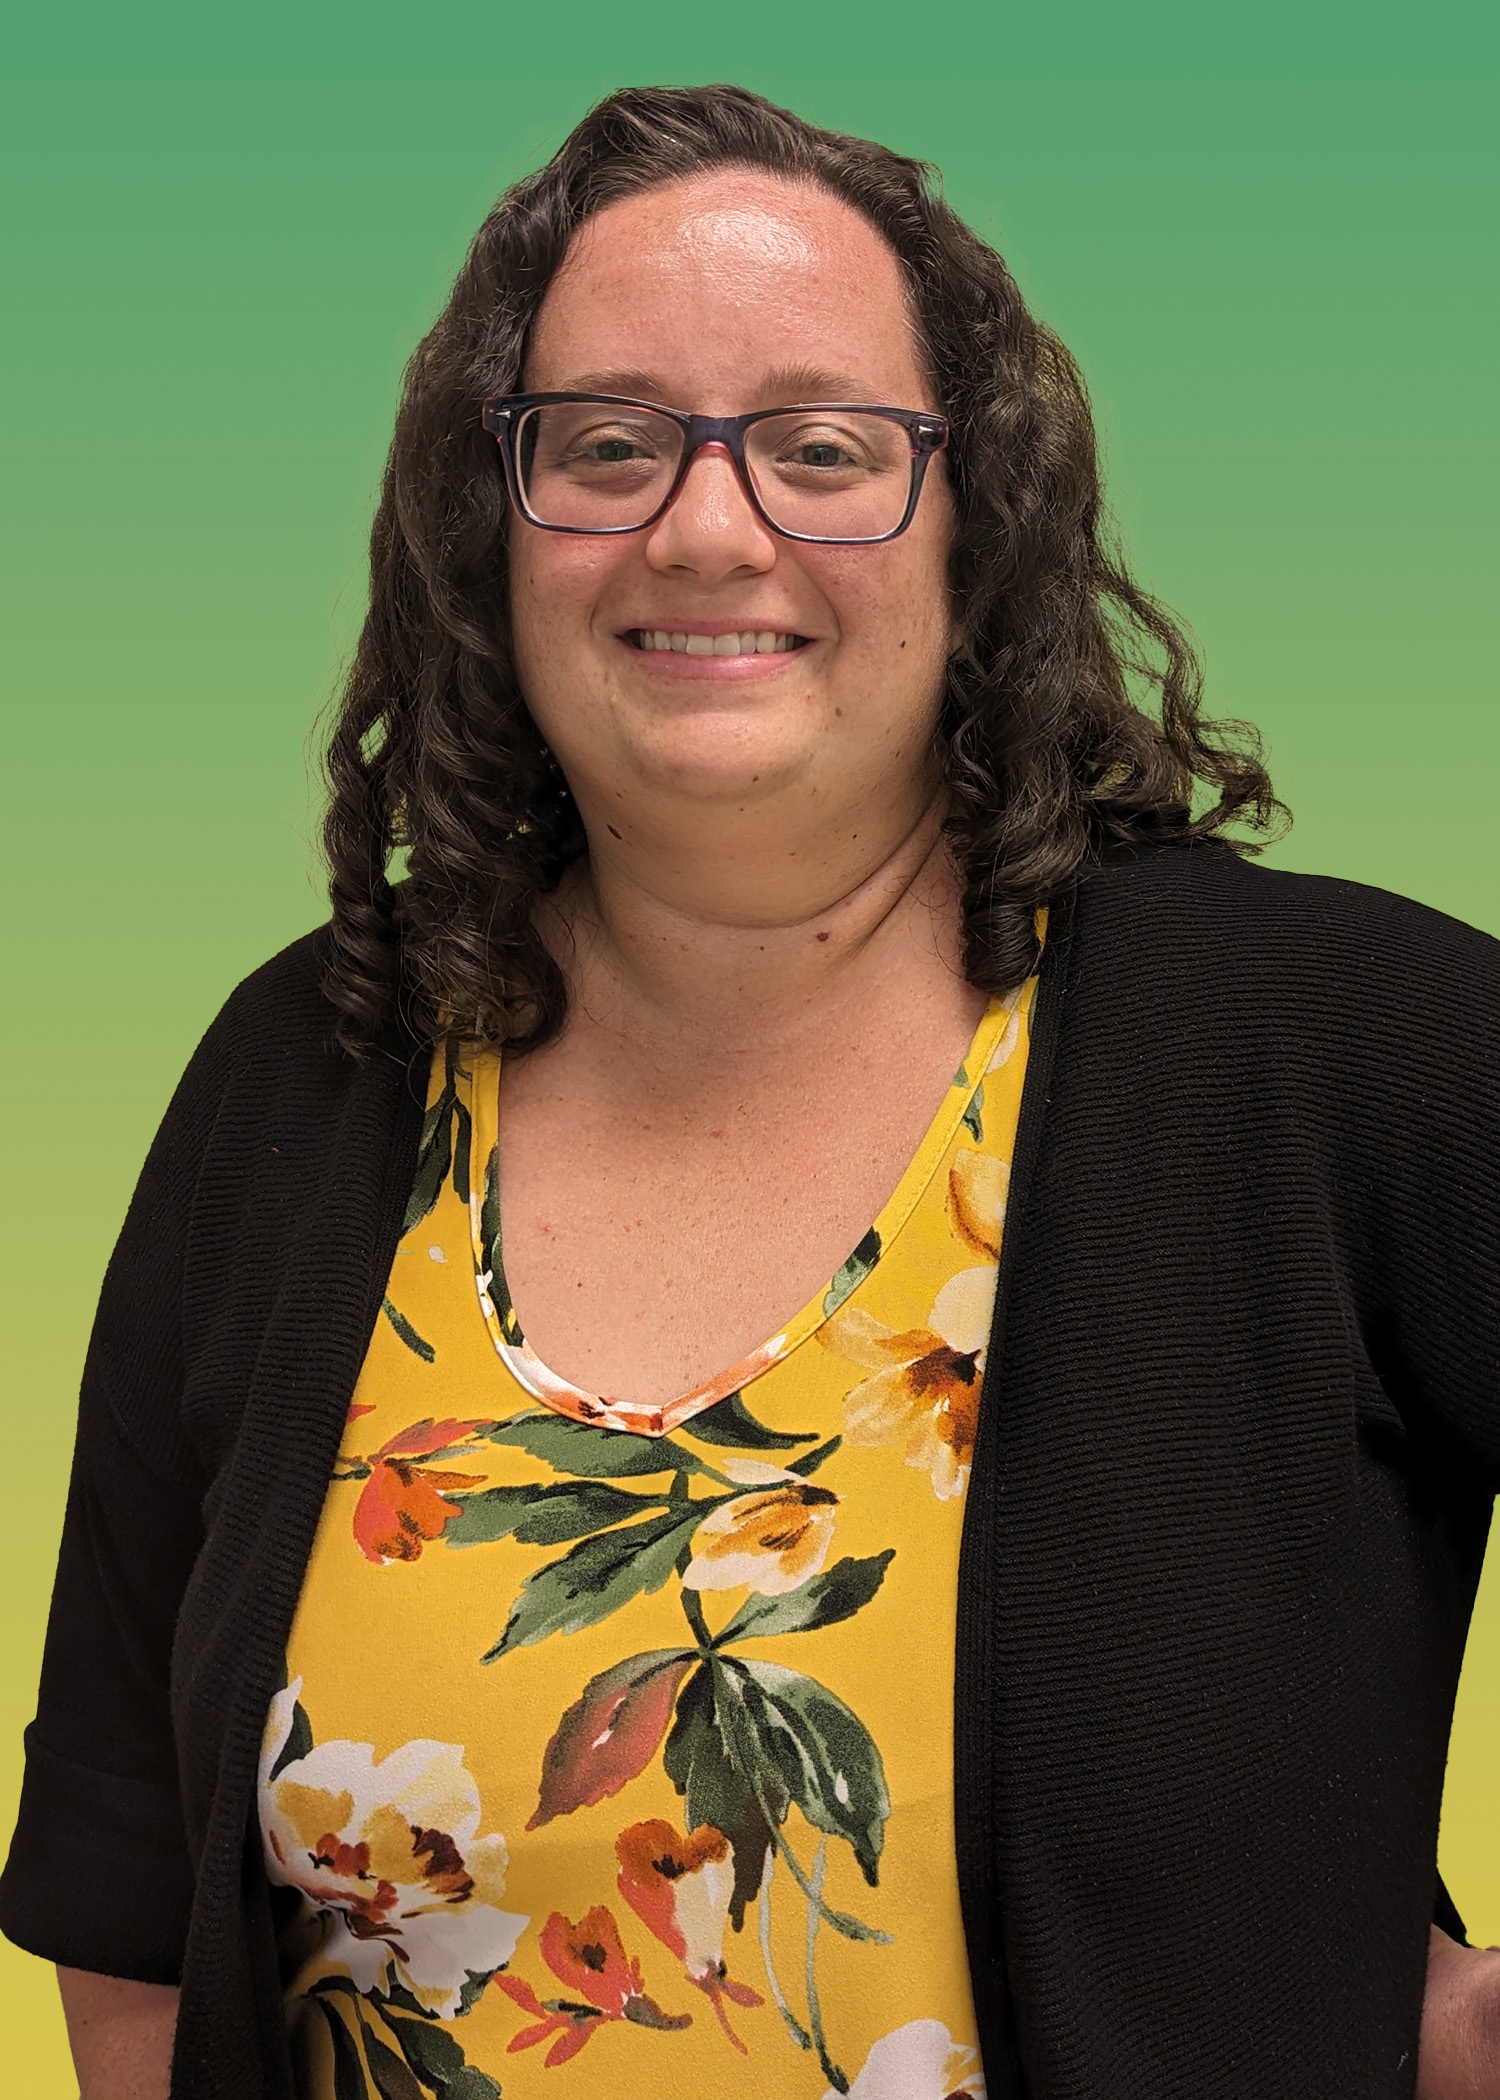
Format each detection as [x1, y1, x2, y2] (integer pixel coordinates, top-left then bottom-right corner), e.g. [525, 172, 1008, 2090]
[826, 2017, 985, 2099]
[681, 1456, 839, 1595]
[258, 1681, 528, 2017]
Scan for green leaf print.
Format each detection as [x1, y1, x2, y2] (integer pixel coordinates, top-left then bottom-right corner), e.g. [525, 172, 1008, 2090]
[268, 1698, 313, 1782]
[787, 1435, 842, 1478]
[367, 1979, 430, 2023]
[683, 1389, 819, 1450]
[476, 1148, 523, 1345]
[403, 1045, 475, 1238]
[307, 1978, 499, 2100]
[381, 1298, 436, 1365]
[961, 1080, 985, 1144]
[484, 1409, 710, 1480]
[445, 1478, 668, 1549]
[402, 1098, 453, 1240]
[316, 1998, 370, 2100]
[386, 2012, 501, 2100]
[718, 1656, 890, 1888]
[715, 1551, 895, 1646]
[450, 1096, 472, 1211]
[483, 1505, 705, 1660]
[451, 1969, 499, 2020]
[359, 2021, 423, 2100]
[822, 1227, 881, 1318]
[663, 1661, 776, 1929]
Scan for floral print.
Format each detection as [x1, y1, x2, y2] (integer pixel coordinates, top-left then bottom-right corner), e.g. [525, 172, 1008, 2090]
[268, 973, 1035, 2097]
[947, 1148, 1007, 1260]
[337, 1408, 489, 1564]
[682, 1459, 840, 1595]
[259, 1684, 527, 2018]
[495, 1906, 689, 2065]
[813, 1149, 1008, 1501]
[820, 1271, 993, 1502]
[830, 2019, 985, 2100]
[615, 1818, 766, 2044]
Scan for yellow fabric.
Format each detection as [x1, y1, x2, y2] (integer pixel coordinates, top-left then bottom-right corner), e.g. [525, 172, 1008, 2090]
[261, 975, 1035, 2100]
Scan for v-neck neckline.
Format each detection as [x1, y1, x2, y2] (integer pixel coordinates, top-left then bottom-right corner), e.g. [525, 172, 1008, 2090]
[461, 986, 1028, 1438]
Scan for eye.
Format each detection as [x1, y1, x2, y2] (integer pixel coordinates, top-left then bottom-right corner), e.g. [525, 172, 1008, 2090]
[536, 412, 674, 474]
[578, 433, 652, 462]
[758, 417, 885, 478]
[562, 426, 662, 465]
[791, 439, 852, 468]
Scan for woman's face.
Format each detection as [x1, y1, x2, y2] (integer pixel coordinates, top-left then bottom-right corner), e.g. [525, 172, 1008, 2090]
[507, 169, 957, 839]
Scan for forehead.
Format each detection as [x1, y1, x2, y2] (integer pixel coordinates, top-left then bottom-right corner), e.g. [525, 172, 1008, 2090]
[522, 169, 930, 409]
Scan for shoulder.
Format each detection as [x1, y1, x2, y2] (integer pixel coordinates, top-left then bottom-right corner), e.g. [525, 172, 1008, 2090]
[202, 924, 337, 1067]
[185, 921, 422, 1096]
[148, 924, 423, 1200]
[141, 927, 336, 1152]
[1067, 844, 1500, 1018]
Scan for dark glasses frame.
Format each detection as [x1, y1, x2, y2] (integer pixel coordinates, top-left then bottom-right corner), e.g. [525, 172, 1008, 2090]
[480, 392, 950, 545]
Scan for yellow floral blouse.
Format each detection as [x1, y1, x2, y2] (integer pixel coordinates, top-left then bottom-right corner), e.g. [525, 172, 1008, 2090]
[259, 975, 1036, 2100]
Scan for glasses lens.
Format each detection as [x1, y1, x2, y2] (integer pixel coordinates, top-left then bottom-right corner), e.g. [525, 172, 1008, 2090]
[515, 402, 685, 529]
[745, 411, 913, 540]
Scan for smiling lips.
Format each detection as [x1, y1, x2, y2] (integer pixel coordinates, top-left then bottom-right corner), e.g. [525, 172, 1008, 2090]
[627, 628, 806, 656]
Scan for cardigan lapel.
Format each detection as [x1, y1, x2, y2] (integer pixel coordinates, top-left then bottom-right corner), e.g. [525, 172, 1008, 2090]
[168, 1024, 428, 2100]
[954, 880, 1075, 2100]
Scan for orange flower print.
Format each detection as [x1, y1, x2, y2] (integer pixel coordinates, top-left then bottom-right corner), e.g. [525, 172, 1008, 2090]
[682, 1458, 839, 1594]
[616, 1819, 765, 2049]
[813, 1148, 1006, 1500]
[495, 1906, 690, 2067]
[820, 1278, 996, 1504]
[346, 1414, 489, 1565]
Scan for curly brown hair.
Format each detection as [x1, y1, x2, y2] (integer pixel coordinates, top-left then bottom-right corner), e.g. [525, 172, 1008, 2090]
[321, 82, 1283, 1055]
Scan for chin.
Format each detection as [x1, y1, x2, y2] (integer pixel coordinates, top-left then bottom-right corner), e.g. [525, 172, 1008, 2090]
[621, 711, 820, 801]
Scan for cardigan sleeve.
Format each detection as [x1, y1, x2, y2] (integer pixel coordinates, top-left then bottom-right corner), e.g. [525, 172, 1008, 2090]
[1434, 1874, 1468, 1944]
[0, 996, 242, 1982]
[1335, 884, 1500, 1485]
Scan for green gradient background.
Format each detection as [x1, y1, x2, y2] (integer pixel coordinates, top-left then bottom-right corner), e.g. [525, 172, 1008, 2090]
[3, 1, 1495, 2084]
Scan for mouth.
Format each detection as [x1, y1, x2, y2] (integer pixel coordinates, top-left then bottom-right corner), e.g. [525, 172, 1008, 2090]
[625, 628, 810, 657]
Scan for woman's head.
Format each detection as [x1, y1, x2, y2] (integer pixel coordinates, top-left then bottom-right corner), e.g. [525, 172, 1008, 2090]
[508, 167, 960, 928]
[324, 83, 1281, 1052]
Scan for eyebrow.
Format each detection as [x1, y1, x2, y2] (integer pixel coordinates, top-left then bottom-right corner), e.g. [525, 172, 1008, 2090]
[554, 363, 891, 407]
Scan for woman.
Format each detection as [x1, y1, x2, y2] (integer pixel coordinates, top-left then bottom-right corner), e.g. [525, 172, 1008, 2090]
[3, 84, 1497, 2100]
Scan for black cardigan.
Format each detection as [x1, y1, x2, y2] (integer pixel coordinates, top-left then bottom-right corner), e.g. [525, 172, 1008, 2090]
[4, 845, 1497, 2099]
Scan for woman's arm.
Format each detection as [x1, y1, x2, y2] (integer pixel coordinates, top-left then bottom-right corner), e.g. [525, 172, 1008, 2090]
[0, 984, 245, 1995]
[57, 1967, 178, 2099]
[1420, 1929, 1500, 2099]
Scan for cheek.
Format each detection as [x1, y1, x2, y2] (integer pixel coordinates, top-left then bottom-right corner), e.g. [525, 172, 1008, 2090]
[854, 481, 954, 663]
[507, 538, 614, 670]
[832, 543, 953, 671]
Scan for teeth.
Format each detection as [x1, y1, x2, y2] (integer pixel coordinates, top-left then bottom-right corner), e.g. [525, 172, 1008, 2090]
[634, 630, 800, 655]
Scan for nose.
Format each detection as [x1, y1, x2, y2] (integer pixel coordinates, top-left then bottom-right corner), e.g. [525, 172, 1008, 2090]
[643, 441, 778, 582]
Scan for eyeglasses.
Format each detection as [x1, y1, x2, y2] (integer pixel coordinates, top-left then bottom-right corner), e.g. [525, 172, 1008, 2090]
[481, 393, 949, 545]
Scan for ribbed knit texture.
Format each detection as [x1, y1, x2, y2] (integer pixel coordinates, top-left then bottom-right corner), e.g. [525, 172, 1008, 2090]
[0, 934, 428, 2099]
[958, 848, 1499, 2098]
[2, 845, 1495, 2099]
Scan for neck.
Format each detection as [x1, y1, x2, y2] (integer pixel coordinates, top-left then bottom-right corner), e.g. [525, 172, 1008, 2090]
[540, 785, 971, 1061]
